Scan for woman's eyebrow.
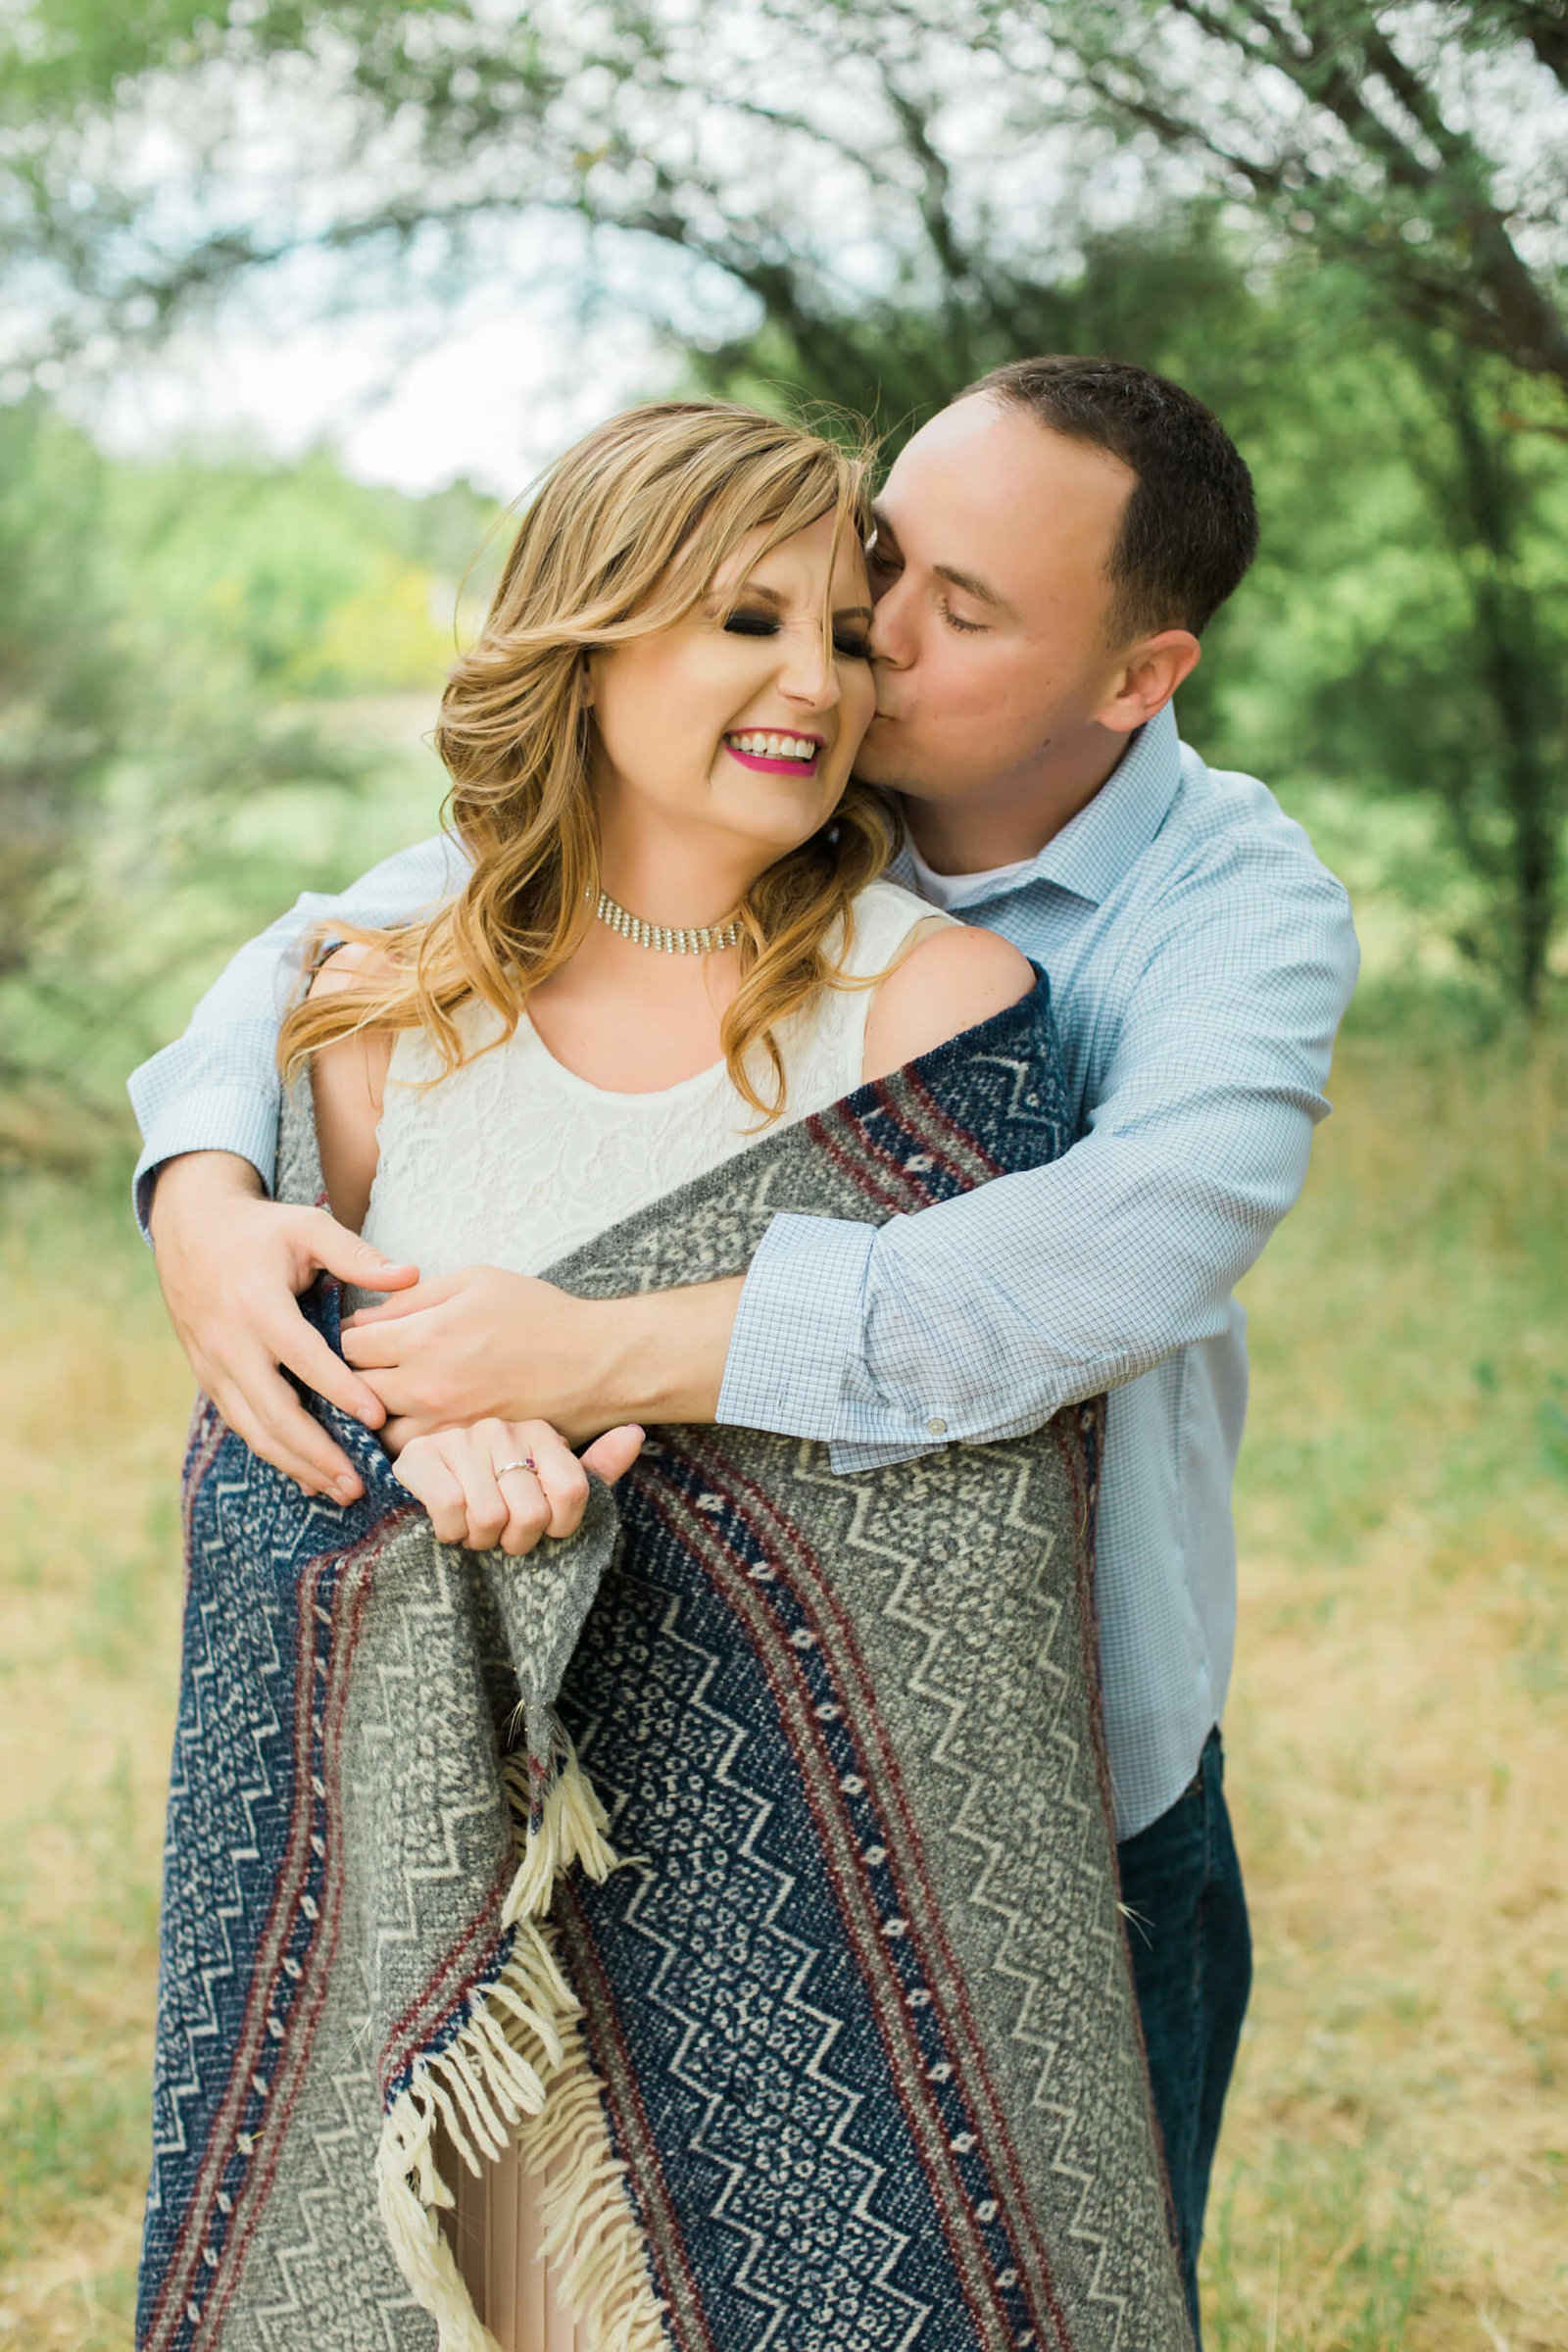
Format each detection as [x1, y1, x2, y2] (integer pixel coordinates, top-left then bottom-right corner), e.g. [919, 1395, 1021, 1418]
[719, 579, 873, 621]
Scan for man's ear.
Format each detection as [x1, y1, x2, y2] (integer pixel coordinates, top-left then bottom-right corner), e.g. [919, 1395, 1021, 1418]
[1097, 629, 1201, 737]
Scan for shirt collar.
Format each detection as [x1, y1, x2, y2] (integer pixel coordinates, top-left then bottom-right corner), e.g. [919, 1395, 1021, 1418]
[893, 703, 1186, 912]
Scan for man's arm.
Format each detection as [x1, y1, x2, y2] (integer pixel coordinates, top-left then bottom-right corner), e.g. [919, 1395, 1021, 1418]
[336, 848, 1355, 1464]
[719, 844, 1359, 1470]
[132, 833, 467, 1500]
[129, 832, 467, 1234]
[334, 921, 1036, 1449]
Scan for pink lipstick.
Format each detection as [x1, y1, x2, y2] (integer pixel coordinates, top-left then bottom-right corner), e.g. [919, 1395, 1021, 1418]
[723, 732, 824, 776]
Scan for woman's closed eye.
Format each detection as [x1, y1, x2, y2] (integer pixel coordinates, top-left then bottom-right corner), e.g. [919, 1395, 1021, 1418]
[723, 610, 871, 660]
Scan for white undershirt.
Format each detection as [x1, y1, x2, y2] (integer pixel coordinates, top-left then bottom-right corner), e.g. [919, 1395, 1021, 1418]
[905, 841, 1036, 912]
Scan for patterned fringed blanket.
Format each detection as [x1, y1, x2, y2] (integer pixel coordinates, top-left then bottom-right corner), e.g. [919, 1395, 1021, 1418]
[138, 983, 1192, 2352]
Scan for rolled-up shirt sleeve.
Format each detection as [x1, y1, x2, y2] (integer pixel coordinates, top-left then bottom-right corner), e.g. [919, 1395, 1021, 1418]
[128, 833, 466, 1236]
[719, 840, 1359, 1472]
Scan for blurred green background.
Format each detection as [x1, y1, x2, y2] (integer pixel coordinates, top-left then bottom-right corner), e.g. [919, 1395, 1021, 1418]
[1, 4, 1565, 2346]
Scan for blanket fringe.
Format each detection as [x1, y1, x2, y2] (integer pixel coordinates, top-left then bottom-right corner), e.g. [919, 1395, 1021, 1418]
[375, 1743, 668, 2352]
[502, 1741, 621, 1923]
[515, 2011, 672, 2352]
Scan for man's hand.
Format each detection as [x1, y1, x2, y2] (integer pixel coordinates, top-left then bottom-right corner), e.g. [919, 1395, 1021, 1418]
[148, 1151, 420, 1502]
[341, 1262, 744, 1448]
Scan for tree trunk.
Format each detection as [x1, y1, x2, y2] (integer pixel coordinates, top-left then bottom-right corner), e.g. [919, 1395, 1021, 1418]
[1440, 361, 1562, 1007]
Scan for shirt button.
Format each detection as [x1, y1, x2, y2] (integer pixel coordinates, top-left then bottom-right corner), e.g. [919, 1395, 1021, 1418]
[925, 1416, 948, 1437]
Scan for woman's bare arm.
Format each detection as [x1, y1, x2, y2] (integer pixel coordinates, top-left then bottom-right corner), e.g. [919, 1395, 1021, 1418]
[306, 945, 397, 1233]
[860, 922, 1035, 1084]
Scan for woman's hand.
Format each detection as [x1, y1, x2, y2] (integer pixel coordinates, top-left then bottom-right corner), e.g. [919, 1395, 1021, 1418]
[391, 1416, 645, 1556]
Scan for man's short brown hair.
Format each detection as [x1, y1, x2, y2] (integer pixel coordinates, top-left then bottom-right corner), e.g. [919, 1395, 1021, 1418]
[964, 355, 1259, 641]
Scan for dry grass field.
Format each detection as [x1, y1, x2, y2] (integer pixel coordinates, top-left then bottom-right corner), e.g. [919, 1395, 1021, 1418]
[1, 996, 1563, 2351]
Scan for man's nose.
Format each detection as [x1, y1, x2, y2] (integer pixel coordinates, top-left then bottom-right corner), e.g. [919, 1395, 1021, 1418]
[867, 576, 910, 669]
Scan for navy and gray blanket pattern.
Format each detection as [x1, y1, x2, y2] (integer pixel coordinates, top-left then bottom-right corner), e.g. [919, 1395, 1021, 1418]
[138, 980, 1192, 2352]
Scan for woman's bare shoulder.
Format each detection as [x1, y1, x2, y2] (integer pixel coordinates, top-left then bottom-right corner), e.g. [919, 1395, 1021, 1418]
[306, 937, 402, 1001]
[305, 941, 404, 1231]
[861, 920, 1035, 1083]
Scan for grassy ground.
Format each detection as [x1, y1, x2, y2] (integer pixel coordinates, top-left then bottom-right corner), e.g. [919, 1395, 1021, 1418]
[0, 992, 1563, 2350]
[1204, 994, 1567, 2350]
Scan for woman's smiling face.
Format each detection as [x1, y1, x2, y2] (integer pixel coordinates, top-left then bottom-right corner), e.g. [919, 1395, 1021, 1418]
[587, 510, 877, 876]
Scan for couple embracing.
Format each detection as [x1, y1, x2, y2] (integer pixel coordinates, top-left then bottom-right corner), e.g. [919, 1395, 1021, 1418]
[131, 358, 1357, 2352]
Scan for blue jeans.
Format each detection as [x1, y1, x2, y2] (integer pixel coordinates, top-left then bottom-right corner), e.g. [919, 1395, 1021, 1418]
[1116, 1730, 1251, 2345]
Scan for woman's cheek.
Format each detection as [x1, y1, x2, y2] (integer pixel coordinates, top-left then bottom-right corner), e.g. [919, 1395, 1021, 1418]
[847, 664, 878, 741]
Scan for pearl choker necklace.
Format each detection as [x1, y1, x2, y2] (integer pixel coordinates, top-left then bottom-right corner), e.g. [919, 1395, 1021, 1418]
[594, 889, 742, 955]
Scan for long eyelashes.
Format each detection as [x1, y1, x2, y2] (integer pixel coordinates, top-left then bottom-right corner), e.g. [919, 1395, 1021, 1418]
[723, 612, 871, 660]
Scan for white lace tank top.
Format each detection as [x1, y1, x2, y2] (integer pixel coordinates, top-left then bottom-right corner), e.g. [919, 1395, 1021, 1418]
[358, 880, 951, 1280]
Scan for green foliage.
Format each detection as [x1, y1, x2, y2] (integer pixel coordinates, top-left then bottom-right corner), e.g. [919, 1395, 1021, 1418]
[699, 222, 1568, 1004]
[1028, 0, 1568, 396]
[1195, 271, 1568, 1004]
[683, 204, 1261, 451]
[0, 402, 123, 992]
[1236, 985, 1568, 1569]
[1, 1, 1565, 1009]
[104, 447, 490, 695]
[0, 412, 495, 1152]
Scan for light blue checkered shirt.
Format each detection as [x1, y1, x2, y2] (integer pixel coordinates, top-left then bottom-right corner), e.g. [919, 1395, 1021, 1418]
[129, 706, 1358, 1837]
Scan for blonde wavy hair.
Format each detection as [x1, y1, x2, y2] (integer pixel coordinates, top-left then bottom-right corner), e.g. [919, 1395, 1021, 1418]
[277, 398, 894, 1118]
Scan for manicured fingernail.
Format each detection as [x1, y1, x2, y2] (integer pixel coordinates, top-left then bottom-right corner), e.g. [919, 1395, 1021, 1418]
[333, 1477, 361, 1504]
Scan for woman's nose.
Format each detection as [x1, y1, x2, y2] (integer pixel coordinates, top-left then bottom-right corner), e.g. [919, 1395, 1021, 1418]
[776, 627, 840, 709]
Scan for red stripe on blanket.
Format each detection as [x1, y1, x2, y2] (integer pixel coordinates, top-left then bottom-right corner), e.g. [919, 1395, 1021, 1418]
[378, 1845, 515, 2092]
[672, 1432, 1078, 2352]
[555, 1878, 720, 2352]
[815, 1088, 943, 1211]
[200, 1530, 378, 2342]
[145, 1513, 391, 2349]
[802, 1104, 923, 1216]
[637, 1471, 1014, 2352]
[902, 1066, 1006, 1188]
[634, 1447, 1068, 2352]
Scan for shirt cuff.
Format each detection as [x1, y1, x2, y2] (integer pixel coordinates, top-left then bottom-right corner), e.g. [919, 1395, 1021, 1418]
[132, 1084, 284, 1242]
[717, 1212, 946, 1474]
